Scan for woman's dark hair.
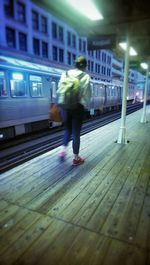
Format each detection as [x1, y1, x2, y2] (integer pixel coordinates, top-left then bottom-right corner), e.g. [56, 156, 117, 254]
[75, 56, 87, 69]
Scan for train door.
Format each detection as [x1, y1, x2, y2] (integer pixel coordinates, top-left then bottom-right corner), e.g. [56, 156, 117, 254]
[104, 84, 107, 105]
[117, 86, 122, 102]
[50, 75, 60, 103]
[49, 79, 62, 126]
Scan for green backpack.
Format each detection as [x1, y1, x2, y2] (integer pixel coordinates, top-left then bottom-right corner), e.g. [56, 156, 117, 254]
[58, 71, 83, 109]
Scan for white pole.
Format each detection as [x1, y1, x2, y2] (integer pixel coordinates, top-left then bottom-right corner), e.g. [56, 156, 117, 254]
[140, 67, 149, 123]
[117, 38, 130, 144]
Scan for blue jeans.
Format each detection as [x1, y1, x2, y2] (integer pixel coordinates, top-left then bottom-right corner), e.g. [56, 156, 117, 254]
[61, 104, 84, 155]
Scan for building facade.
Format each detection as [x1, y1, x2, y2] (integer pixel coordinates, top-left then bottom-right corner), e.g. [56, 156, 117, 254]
[0, 0, 118, 82]
[0, 0, 147, 90]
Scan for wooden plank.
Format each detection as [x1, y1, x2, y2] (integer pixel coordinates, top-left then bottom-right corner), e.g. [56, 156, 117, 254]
[85, 143, 146, 232]
[0, 214, 55, 264]
[71, 142, 142, 228]
[102, 239, 147, 265]
[0, 148, 63, 194]
[15, 221, 80, 265]
[100, 144, 149, 240]
[54, 229, 106, 265]
[49, 142, 138, 222]
[0, 209, 41, 255]
[133, 162, 150, 249]
[112, 163, 150, 244]
[53, 230, 146, 265]
[0, 207, 28, 237]
[0, 204, 20, 224]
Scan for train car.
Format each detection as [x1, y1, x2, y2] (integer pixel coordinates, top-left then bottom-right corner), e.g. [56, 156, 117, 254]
[0, 55, 62, 140]
[0, 55, 135, 141]
[90, 80, 122, 115]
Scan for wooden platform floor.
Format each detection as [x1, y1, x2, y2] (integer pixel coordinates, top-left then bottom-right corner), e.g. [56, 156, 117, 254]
[0, 107, 150, 265]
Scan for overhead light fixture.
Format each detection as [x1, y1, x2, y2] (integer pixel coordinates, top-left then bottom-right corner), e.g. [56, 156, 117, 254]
[119, 42, 137, 56]
[140, 63, 148, 70]
[66, 0, 103, 20]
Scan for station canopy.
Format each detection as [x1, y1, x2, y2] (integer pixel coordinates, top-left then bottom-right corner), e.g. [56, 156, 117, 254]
[33, 0, 150, 63]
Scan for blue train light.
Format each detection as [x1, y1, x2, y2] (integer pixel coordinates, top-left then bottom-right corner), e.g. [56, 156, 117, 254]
[12, 73, 23, 80]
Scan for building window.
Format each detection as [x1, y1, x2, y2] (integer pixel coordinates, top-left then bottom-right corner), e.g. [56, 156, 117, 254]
[67, 52, 71, 65]
[52, 22, 57, 39]
[33, 38, 40, 55]
[59, 48, 64, 63]
[32, 10, 39, 30]
[102, 53, 106, 63]
[19, 32, 27, 51]
[67, 31, 71, 46]
[17, 1, 26, 23]
[58, 26, 63, 42]
[103, 66, 106, 75]
[107, 68, 111, 76]
[72, 34, 76, 48]
[4, 0, 14, 17]
[52, 46, 58, 61]
[88, 50, 94, 57]
[88, 60, 90, 71]
[72, 54, 76, 64]
[91, 61, 94, 72]
[79, 38, 82, 51]
[96, 50, 98, 59]
[42, 41, 48, 58]
[96, 51, 100, 60]
[6, 27, 16, 48]
[102, 53, 104, 61]
[95, 64, 98, 73]
[41, 16, 47, 34]
[83, 40, 86, 52]
[107, 55, 110, 64]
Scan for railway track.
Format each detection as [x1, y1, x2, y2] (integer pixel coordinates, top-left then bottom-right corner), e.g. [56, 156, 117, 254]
[0, 103, 143, 173]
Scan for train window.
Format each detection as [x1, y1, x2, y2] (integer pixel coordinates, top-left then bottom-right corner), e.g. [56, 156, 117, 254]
[29, 75, 43, 97]
[10, 73, 27, 97]
[0, 71, 7, 97]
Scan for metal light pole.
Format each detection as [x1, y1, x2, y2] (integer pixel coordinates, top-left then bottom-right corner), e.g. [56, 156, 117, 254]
[140, 66, 149, 123]
[117, 38, 130, 144]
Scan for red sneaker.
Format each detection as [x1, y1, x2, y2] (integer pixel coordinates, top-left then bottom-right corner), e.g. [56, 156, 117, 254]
[72, 156, 85, 166]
